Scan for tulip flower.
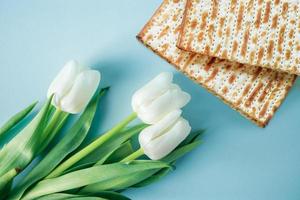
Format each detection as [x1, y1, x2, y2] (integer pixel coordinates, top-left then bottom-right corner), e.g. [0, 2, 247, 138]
[139, 110, 191, 160]
[121, 110, 191, 161]
[46, 72, 191, 178]
[47, 60, 101, 114]
[132, 72, 191, 124]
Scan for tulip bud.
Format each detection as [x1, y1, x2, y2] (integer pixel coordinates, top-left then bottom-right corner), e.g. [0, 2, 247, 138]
[132, 72, 191, 124]
[47, 60, 100, 114]
[139, 110, 191, 160]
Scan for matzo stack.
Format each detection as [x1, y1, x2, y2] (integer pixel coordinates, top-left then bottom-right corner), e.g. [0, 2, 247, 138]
[137, 0, 296, 127]
[178, 0, 300, 75]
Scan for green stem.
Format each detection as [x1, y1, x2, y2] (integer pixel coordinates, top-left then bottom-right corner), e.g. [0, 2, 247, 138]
[46, 112, 138, 179]
[37, 109, 67, 153]
[44, 109, 64, 137]
[121, 148, 144, 162]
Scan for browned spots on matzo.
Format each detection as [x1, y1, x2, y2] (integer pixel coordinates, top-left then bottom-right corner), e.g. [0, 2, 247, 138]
[161, 43, 169, 55]
[232, 41, 238, 57]
[172, 12, 180, 21]
[271, 15, 278, 29]
[208, 24, 215, 43]
[245, 82, 264, 107]
[286, 50, 291, 60]
[183, 53, 197, 70]
[230, 0, 237, 13]
[243, 84, 252, 96]
[247, 0, 254, 10]
[225, 64, 232, 70]
[255, 8, 262, 29]
[146, 34, 153, 42]
[175, 55, 184, 65]
[278, 25, 286, 53]
[218, 18, 225, 37]
[158, 26, 170, 39]
[274, 0, 280, 5]
[174, 25, 181, 34]
[241, 28, 250, 57]
[267, 40, 274, 60]
[204, 57, 217, 72]
[252, 35, 258, 44]
[258, 0, 263, 5]
[191, 19, 198, 29]
[257, 48, 265, 64]
[290, 19, 296, 25]
[177, 0, 300, 75]
[252, 68, 262, 81]
[236, 4, 245, 33]
[140, 0, 297, 127]
[201, 12, 208, 29]
[203, 45, 211, 55]
[259, 101, 270, 118]
[196, 76, 203, 82]
[211, 0, 218, 19]
[187, 34, 194, 49]
[289, 29, 295, 39]
[259, 80, 273, 102]
[197, 32, 204, 42]
[214, 44, 221, 54]
[222, 50, 228, 58]
[226, 27, 231, 38]
[229, 74, 236, 84]
[222, 87, 229, 94]
[263, 1, 271, 24]
[282, 3, 289, 17]
[250, 51, 256, 62]
[205, 68, 219, 83]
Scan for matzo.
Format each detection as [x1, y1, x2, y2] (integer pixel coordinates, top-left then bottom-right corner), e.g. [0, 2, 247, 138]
[178, 0, 300, 75]
[137, 0, 296, 127]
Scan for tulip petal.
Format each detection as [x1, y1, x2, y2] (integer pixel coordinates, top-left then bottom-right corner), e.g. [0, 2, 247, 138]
[132, 72, 173, 112]
[137, 85, 191, 124]
[139, 110, 182, 147]
[60, 70, 100, 114]
[142, 117, 191, 160]
[47, 60, 86, 103]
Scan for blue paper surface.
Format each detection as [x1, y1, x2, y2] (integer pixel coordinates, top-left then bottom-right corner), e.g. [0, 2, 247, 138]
[0, 1, 300, 199]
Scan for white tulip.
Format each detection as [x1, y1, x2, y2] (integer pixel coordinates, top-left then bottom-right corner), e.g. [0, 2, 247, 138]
[47, 60, 101, 114]
[139, 110, 191, 160]
[132, 72, 191, 124]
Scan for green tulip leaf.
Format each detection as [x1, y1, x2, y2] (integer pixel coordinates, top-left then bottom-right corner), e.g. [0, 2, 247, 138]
[132, 166, 172, 188]
[37, 191, 131, 200]
[22, 160, 170, 200]
[9, 88, 109, 200]
[80, 130, 203, 193]
[72, 124, 147, 168]
[0, 168, 18, 196]
[0, 101, 37, 141]
[0, 100, 51, 199]
[0, 97, 52, 195]
[35, 193, 107, 200]
[64, 139, 135, 175]
[104, 140, 134, 164]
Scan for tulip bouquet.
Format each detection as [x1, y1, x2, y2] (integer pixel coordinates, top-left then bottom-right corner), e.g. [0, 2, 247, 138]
[0, 60, 203, 200]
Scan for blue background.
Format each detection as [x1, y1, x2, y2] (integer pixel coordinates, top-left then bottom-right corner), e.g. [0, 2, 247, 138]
[1, 0, 300, 199]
